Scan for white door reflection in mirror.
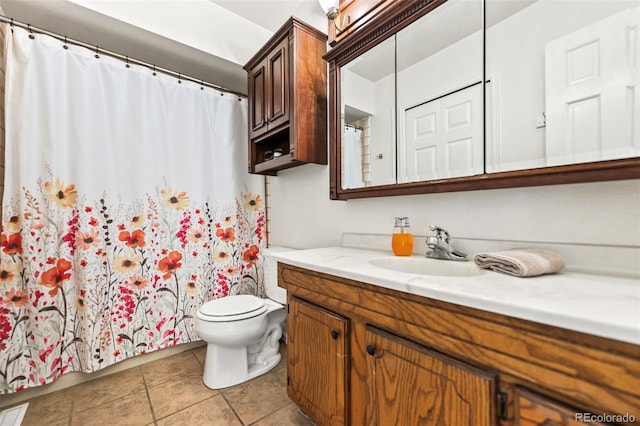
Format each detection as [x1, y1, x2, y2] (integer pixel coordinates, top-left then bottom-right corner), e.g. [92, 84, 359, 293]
[396, 0, 483, 184]
[400, 82, 483, 183]
[545, 6, 640, 166]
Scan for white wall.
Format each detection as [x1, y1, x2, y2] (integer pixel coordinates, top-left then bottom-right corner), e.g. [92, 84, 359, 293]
[397, 31, 482, 112]
[342, 69, 374, 115]
[267, 163, 640, 270]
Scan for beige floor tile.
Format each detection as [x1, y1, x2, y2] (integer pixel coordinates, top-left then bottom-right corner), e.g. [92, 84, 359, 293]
[148, 371, 218, 419]
[141, 350, 202, 388]
[72, 366, 145, 414]
[252, 402, 316, 426]
[192, 345, 206, 367]
[24, 416, 70, 426]
[269, 363, 287, 387]
[71, 391, 153, 426]
[156, 394, 241, 426]
[20, 385, 75, 426]
[221, 371, 292, 425]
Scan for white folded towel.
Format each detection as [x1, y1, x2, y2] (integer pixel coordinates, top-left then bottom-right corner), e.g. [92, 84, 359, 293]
[473, 249, 565, 277]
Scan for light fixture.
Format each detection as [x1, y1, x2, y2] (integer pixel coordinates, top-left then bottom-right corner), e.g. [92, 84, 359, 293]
[317, 0, 346, 33]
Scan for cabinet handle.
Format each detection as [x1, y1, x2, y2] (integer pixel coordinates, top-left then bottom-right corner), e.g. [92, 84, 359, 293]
[331, 330, 339, 339]
[366, 345, 376, 356]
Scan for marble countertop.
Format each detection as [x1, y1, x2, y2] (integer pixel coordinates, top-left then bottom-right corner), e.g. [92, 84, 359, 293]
[267, 247, 640, 345]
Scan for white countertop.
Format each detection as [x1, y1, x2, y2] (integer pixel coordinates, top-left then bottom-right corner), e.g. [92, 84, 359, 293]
[267, 247, 640, 345]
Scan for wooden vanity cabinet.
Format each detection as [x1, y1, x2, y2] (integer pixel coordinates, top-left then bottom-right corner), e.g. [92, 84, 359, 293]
[515, 388, 611, 426]
[279, 263, 640, 426]
[287, 297, 349, 426]
[244, 17, 327, 176]
[365, 326, 496, 425]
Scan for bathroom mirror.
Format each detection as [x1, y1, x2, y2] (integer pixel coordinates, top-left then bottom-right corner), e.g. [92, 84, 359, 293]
[326, 0, 640, 199]
[339, 0, 483, 189]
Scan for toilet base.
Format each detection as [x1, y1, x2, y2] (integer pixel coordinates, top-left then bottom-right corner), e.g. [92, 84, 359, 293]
[202, 343, 282, 389]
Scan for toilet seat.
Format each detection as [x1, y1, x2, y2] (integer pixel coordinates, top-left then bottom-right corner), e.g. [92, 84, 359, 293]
[198, 295, 267, 322]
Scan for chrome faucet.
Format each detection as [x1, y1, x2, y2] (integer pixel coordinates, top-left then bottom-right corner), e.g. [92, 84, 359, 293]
[426, 225, 468, 261]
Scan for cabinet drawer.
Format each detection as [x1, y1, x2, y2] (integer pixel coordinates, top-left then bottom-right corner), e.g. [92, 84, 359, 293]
[516, 388, 613, 426]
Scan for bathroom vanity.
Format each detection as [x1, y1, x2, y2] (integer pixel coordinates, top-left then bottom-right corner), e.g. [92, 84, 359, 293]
[273, 248, 640, 426]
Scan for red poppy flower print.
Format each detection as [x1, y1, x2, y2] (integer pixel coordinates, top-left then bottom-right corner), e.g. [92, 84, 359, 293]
[118, 229, 146, 248]
[215, 227, 236, 242]
[40, 258, 73, 297]
[1, 233, 23, 255]
[242, 245, 260, 267]
[158, 251, 183, 279]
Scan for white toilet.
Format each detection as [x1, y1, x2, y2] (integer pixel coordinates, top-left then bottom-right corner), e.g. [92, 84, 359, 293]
[195, 248, 291, 389]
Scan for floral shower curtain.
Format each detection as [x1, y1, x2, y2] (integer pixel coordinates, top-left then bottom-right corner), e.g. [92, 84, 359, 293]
[0, 27, 265, 393]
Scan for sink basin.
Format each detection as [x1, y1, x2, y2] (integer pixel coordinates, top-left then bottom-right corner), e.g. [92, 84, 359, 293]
[369, 256, 481, 277]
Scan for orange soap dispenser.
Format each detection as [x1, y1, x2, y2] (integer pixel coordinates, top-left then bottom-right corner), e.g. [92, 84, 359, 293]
[392, 217, 414, 256]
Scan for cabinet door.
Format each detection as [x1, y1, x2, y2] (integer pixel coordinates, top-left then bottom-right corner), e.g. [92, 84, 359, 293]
[365, 326, 496, 426]
[265, 36, 289, 132]
[288, 297, 348, 426]
[248, 58, 268, 139]
[516, 388, 612, 426]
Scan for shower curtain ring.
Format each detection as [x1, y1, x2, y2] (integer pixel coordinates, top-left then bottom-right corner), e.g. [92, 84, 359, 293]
[201, 80, 204, 90]
[178, 73, 182, 84]
[27, 24, 35, 39]
[63, 36, 68, 50]
[95, 46, 100, 59]
[125, 56, 130, 68]
[153, 65, 157, 76]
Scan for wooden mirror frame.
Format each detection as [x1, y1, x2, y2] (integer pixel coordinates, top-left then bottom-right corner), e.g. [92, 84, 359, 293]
[323, 0, 640, 200]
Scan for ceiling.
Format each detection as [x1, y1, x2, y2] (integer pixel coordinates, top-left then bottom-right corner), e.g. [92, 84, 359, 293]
[0, 0, 328, 95]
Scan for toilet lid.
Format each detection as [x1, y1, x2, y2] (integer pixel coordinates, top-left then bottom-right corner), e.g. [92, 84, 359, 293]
[199, 295, 267, 321]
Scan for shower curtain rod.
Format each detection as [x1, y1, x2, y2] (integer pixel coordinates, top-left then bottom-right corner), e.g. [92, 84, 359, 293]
[0, 15, 247, 99]
[345, 123, 363, 130]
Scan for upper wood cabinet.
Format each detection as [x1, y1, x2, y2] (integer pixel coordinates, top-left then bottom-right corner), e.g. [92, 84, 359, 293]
[248, 37, 289, 140]
[244, 17, 328, 176]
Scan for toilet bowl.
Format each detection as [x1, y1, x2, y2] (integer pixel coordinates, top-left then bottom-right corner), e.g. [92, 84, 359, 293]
[195, 247, 293, 389]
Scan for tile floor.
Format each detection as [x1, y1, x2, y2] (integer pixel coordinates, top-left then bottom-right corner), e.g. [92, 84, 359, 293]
[7, 343, 314, 426]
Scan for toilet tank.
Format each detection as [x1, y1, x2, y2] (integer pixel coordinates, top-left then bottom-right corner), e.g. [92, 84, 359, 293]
[263, 247, 297, 304]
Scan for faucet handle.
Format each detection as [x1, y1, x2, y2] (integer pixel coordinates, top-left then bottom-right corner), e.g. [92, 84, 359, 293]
[429, 225, 450, 243]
